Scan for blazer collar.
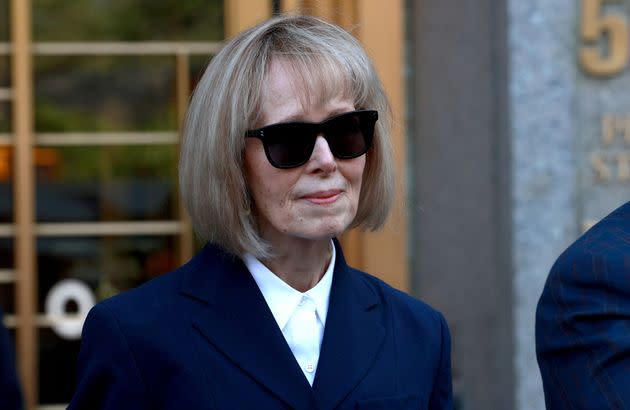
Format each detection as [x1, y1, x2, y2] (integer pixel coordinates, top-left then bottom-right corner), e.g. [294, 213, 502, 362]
[180, 240, 385, 410]
[313, 239, 385, 409]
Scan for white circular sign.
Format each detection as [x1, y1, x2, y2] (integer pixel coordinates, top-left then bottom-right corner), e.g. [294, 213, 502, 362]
[45, 279, 96, 340]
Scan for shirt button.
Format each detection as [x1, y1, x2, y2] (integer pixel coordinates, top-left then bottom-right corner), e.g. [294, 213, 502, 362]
[298, 296, 306, 306]
[305, 363, 314, 372]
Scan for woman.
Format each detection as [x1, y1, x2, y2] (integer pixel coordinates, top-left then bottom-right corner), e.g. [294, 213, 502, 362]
[69, 15, 452, 410]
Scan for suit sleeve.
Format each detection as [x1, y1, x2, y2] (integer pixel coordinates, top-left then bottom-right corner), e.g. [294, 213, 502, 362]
[0, 309, 23, 410]
[428, 313, 453, 410]
[68, 303, 149, 410]
[536, 244, 630, 410]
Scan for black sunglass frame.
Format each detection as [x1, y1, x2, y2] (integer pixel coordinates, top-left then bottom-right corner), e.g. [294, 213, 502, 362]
[245, 109, 378, 169]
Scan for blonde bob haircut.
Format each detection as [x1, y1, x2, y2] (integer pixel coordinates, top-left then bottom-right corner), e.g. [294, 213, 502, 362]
[179, 14, 395, 258]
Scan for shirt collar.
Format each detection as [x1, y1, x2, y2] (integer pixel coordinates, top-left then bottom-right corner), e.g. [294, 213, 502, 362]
[243, 241, 335, 331]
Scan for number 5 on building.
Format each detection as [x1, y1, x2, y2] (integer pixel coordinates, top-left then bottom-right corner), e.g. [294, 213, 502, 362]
[580, 0, 629, 76]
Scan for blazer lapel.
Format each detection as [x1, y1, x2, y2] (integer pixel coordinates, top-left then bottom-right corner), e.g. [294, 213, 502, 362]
[313, 241, 386, 410]
[180, 245, 316, 410]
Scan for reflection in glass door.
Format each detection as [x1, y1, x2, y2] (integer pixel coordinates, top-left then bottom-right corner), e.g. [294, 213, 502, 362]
[2, 0, 227, 407]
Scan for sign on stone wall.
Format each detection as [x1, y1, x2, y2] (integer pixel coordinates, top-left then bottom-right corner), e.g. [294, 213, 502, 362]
[510, 1, 630, 409]
[578, 0, 630, 229]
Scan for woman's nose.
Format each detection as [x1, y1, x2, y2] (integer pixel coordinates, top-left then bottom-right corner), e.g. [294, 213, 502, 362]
[306, 135, 337, 174]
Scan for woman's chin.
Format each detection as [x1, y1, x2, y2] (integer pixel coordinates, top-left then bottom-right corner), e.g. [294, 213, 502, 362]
[297, 220, 352, 241]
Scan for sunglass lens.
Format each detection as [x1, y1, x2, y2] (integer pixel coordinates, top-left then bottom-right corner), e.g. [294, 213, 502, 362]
[327, 113, 373, 158]
[264, 124, 315, 168]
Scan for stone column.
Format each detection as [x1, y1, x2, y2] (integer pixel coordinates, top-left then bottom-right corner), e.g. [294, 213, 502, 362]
[408, 1, 514, 409]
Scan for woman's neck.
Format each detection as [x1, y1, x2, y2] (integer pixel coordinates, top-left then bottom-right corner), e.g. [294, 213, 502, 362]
[260, 238, 332, 292]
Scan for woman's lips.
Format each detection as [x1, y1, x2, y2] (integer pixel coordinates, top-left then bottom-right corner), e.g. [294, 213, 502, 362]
[301, 190, 342, 205]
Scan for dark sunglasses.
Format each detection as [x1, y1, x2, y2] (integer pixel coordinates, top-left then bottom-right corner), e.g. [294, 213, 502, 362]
[245, 110, 378, 169]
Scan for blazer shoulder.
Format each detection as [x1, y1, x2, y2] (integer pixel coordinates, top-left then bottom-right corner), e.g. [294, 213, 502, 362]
[90, 242, 230, 332]
[99, 268, 182, 312]
[550, 203, 630, 278]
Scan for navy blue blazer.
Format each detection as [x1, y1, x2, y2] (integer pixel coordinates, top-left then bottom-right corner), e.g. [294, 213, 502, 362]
[69, 240, 453, 410]
[0, 308, 23, 410]
[536, 201, 630, 409]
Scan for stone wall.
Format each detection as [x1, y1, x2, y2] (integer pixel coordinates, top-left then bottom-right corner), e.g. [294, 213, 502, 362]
[510, 1, 630, 409]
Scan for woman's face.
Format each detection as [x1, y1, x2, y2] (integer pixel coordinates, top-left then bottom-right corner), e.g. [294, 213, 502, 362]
[244, 59, 365, 246]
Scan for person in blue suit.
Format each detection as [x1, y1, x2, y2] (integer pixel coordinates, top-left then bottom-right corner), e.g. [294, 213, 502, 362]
[536, 201, 630, 409]
[69, 15, 453, 410]
[0, 308, 23, 410]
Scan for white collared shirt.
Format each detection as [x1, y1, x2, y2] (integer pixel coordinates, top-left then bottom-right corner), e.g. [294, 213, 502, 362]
[243, 241, 335, 386]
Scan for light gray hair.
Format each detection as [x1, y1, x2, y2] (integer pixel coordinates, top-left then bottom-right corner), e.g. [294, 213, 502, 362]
[179, 14, 395, 258]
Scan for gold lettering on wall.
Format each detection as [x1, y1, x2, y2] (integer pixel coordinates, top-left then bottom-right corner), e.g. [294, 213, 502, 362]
[592, 114, 630, 183]
[617, 152, 630, 180]
[581, 2, 630, 232]
[580, 0, 629, 77]
[590, 151, 630, 182]
[591, 152, 612, 181]
[601, 114, 630, 144]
